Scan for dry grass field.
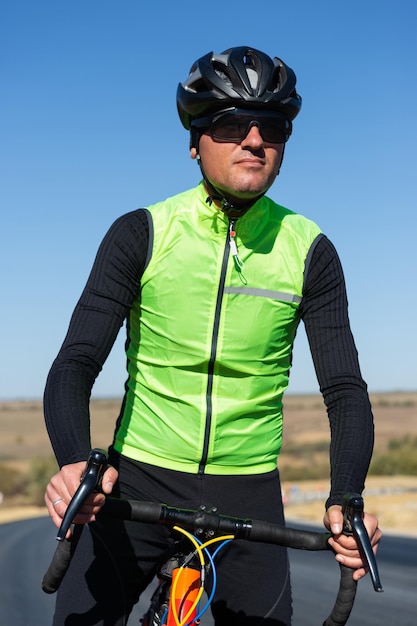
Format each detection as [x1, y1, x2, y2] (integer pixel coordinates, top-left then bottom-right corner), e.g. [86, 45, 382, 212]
[1, 392, 416, 533]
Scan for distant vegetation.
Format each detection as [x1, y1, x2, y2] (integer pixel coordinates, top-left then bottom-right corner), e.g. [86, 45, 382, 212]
[280, 434, 417, 482]
[369, 435, 417, 476]
[0, 456, 58, 506]
[0, 434, 416, 505]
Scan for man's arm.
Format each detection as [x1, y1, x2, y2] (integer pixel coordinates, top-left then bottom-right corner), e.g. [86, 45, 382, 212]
[300, 234, 374, 506]
[300, 235, 380, 579]
[44, 209, 150, 468]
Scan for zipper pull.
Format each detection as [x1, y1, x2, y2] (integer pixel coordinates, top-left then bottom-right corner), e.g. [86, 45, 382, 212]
[229, 220, 244, 270]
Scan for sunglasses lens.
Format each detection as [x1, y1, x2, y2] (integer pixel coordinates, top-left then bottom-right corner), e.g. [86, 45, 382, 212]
[210, 112, 290, 144]
[211, 115, 247, 140]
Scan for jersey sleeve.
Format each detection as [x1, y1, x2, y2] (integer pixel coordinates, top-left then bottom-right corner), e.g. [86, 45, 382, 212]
[44, 209, 150, 467]
[300, 235, 374, 508]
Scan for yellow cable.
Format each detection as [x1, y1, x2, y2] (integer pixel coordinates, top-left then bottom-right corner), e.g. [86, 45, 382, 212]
[199, 534, 234, 550]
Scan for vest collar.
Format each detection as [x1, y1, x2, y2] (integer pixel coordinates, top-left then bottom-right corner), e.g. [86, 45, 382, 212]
[196, 181, 273, 242]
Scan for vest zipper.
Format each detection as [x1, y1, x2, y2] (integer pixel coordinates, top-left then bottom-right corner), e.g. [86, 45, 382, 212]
[198, 218, 238, 474]
[228, 220, 244, 270]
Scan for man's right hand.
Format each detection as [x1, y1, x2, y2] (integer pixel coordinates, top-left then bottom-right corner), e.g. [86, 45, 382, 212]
[45, 461, 119, 531]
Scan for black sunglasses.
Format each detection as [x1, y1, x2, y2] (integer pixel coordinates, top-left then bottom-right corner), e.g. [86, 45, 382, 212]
[192, 108, 292, 144]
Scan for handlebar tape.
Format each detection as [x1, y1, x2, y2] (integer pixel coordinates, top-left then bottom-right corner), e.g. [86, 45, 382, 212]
[322, 564, 357, 626]
[248, 520, 330, 550]
[41, 524, 83, 594]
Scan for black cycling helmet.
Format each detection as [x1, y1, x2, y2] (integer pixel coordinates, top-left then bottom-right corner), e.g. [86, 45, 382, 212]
[177, 46, 301, 130]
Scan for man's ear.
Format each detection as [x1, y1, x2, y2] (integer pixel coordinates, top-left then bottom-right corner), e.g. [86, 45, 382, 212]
[190, 147, 198, 160]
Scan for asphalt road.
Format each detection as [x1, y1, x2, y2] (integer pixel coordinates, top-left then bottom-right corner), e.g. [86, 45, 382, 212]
[0, 516, 415, 625]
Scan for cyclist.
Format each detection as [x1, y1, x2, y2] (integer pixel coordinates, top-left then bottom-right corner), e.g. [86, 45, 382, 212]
[44, 47, 381, 626]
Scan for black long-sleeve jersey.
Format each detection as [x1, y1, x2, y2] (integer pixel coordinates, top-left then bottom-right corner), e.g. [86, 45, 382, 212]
[44, 208, 374, 508]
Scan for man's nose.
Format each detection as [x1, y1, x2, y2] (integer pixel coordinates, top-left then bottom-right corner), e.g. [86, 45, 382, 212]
[241, 123, 264, 147]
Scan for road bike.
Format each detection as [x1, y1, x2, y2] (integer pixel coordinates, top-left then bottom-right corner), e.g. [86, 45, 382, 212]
[42, 449, 383, 625]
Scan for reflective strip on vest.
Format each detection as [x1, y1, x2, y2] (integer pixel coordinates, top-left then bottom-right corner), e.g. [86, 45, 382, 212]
[224, 286, 302, 303]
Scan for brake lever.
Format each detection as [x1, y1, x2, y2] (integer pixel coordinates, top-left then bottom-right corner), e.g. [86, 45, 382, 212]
[342, 493, 383, 592]
[56, 448, 108, 541]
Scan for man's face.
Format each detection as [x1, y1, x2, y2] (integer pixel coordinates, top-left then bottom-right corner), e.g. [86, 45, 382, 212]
[192, 123, 285, 205]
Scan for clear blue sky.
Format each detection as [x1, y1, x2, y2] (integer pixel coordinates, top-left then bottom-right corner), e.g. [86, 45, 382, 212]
[1, 0, 416, 400]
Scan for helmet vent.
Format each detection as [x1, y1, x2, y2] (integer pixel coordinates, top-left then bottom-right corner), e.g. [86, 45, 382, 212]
[212, 64, 231, 85]
[246, 68, 258, 90]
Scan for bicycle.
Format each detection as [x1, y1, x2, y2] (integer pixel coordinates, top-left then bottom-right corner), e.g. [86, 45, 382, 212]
[42, 449, 383, 626]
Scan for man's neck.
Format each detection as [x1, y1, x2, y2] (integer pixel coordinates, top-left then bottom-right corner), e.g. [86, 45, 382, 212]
[203, 181, 257, 217]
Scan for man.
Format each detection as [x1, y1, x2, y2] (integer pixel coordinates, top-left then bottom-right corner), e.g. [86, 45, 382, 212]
[44, 47, 381, 625]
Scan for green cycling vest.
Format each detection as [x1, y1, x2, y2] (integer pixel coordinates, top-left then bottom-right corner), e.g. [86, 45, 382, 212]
[113, 183, 321, 475]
